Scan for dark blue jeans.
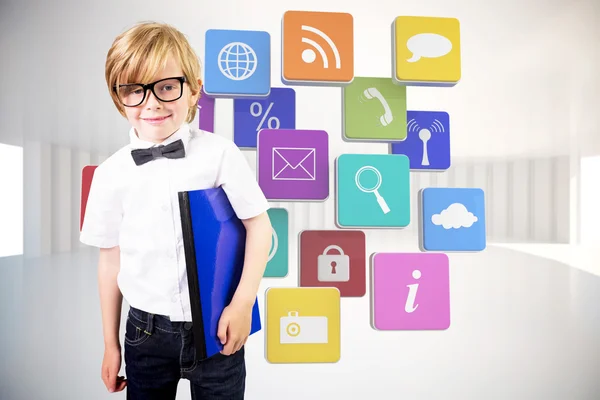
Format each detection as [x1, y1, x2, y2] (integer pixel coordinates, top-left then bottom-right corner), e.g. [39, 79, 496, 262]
[124, 306, 246, 399]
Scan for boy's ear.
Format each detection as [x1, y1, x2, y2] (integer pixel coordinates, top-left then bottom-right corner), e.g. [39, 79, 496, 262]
[189, 78, 203, 107]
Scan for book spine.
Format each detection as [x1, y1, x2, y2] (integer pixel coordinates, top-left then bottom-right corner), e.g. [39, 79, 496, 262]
[178, 192, 207, 360]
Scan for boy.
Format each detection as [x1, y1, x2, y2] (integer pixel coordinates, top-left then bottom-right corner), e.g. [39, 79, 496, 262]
[80, 21, 272, 399]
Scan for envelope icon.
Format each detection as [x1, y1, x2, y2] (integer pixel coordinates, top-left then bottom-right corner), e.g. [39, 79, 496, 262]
[272, 147, 316, 181]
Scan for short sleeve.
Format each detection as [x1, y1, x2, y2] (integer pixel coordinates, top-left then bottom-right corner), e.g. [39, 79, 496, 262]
[216, 141, 270, 220]
[79, 164, 123, 248]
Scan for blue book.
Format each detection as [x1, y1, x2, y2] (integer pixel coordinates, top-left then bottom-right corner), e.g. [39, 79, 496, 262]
[178, 186, 262, 360]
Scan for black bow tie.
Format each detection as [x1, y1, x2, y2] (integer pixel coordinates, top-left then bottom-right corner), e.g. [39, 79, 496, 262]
[131, 139, 186, 166]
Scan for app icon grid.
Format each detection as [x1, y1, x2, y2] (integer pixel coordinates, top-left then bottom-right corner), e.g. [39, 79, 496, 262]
[191, 12, 482, 363]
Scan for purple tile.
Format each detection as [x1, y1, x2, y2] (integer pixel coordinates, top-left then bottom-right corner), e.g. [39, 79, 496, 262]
[372, 252, 450, 331]
[257, 129, 329, 201]
[198, 88, 215, 133]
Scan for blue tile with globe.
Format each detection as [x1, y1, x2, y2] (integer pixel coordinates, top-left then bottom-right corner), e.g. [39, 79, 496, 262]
[204, 29, 271, 98]
[420, 187, 486, 252]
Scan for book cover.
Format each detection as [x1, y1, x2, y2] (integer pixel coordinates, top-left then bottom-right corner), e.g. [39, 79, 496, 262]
[178, 186, 262, 360]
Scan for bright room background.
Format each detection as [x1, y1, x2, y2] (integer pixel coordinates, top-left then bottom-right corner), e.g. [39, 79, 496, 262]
[0, 0, 599, 399]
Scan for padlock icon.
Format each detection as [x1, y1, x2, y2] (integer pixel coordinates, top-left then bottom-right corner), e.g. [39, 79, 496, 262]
[317, 245, 350, 282]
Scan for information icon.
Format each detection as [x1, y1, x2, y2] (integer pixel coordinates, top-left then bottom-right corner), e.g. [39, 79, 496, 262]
[372, 252, 450, 331]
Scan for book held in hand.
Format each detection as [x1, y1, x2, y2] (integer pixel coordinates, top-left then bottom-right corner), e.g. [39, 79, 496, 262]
[178, 186, 262, 360]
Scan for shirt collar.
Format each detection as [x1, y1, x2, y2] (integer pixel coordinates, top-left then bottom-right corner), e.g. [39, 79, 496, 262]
[128, 122, 191, 150]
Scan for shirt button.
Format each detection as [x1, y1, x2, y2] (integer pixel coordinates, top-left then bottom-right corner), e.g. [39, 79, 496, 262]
[171, 294, 178, 303]
[161, 204, 168, 212]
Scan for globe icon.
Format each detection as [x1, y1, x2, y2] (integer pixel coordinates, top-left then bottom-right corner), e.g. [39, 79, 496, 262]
[218, 42, 258, 81]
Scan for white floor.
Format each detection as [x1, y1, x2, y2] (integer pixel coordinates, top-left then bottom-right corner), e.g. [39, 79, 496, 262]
[1, 245, 599, 400]
[493, 243, 600, 278]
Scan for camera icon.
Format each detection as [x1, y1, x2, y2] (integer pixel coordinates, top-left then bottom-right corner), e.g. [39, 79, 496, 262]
[279, 311, 328, 344]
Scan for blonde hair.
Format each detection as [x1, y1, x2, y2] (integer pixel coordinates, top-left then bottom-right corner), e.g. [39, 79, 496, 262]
[105, 21, 202, 123]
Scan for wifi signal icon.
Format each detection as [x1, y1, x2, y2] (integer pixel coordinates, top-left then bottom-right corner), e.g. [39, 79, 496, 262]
[300, 25, 341, 69]
[282, 10, 353, 85]
[407, 118, 446, 134]
[391, 111, 450, 170]
[407, 117, 447, 167]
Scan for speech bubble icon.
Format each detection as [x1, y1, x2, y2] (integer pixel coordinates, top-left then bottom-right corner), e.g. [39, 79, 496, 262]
[406, 33, 453, 63]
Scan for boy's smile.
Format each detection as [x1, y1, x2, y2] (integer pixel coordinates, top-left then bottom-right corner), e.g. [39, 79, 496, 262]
[123, 57, 200, 144]
[142, 114, 173, 125]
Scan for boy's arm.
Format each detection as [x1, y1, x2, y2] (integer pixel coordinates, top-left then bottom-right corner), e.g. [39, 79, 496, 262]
[214, 141, 271, 354]
[98, 246, 123, 349]
[230, 211, 272, 308]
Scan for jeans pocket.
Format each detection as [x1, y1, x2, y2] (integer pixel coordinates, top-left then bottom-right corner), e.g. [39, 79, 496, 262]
[124, 315, 152, 347]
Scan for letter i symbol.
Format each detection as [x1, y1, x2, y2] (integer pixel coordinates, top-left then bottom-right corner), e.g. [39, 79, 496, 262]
[405, 269, 421, 313]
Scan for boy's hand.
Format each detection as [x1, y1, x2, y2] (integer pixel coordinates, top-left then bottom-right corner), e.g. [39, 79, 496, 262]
[217, 300, 253, 355]
[101, 344, 127, 393]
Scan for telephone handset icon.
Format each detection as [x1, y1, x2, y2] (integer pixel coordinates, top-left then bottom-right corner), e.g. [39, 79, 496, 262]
[363, 87, 393, 126]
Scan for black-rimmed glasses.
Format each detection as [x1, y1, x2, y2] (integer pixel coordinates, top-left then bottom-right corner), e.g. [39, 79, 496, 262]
[114, 76, 187, 107]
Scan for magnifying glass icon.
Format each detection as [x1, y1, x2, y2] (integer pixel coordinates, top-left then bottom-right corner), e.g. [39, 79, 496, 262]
[355, 166, 390, 214]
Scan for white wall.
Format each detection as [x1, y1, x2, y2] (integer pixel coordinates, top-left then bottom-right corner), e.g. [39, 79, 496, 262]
[2, 0, 596, 256]
[581, 156, 600, 245]
[0, 144, 23, 257]
[14, 148, 571, 259]
[1, 0, 600, 399]
[20, 141, 110, 258]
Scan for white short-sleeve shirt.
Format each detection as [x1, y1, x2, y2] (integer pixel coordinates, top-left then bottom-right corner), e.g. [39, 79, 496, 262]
[80, 123, 270, 321]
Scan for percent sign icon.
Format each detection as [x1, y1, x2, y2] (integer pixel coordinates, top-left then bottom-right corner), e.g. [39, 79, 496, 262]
[250, 102, 280, 132]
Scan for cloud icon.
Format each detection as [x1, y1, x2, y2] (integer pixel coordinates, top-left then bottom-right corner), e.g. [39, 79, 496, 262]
[406, 33, 452, 63]
[431, 203, 478, 229]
